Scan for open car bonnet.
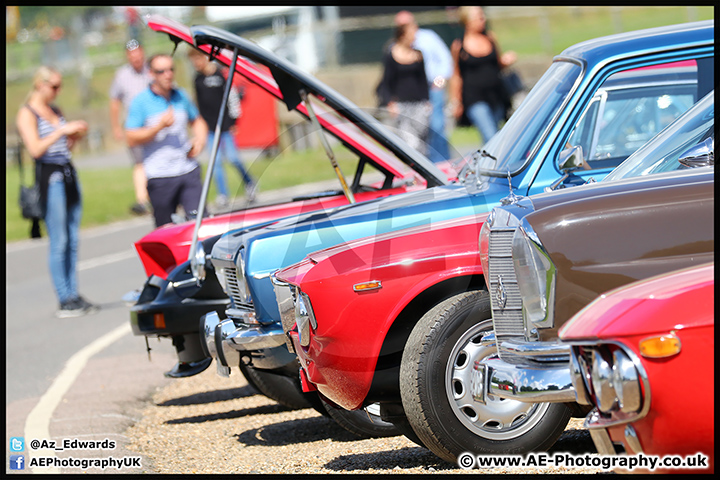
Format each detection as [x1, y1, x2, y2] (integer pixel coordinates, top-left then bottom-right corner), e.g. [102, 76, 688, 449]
[145, 14, 450, 187]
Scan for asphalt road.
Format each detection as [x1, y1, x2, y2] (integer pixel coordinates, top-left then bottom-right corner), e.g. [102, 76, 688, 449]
[5, 216, 179, 474]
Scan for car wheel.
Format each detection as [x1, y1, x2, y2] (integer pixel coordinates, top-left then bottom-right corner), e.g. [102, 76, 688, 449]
[321, 399, 401, 439]
[400, 290, 572, 462]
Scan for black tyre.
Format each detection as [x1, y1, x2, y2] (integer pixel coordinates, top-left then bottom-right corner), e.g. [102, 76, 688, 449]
[400, 290, 572, 463]
[321, 399, 401, 439]
[238, 362, 311, 410]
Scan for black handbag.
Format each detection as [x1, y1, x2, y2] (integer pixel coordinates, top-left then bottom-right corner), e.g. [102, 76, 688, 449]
[501, 69, 525, 98]
[17, 151, 42, 220]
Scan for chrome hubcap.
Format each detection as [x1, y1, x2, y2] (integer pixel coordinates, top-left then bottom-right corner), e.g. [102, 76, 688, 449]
[445, 320, 549, 440]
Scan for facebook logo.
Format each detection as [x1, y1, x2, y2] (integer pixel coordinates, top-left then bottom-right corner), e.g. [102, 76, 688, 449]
[10, 437, 24, 452]
[10, 455, 25, 470]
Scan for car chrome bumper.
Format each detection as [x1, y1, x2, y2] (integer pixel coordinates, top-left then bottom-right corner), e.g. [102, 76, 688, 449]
[201, 309, 290, 376]
[472, 341, 576, 403]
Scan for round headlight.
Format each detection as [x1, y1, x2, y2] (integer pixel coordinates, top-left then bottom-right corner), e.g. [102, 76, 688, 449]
[612, 349, 641, 413]
[590, 349, 617, 413]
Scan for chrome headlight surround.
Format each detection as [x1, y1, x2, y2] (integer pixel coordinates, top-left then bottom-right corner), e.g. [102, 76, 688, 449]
[478, 209, 494, 289]
[571, 342, 649, 429]
[190, 242, 206, 283]
[511, 219, 556, 329]
[294, 288, 317, 348]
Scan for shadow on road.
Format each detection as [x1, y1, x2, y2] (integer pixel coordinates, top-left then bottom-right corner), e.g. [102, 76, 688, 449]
[234, 415, 363, 446]
[157, 385, 259, 406]
[324, 446, 453, 472]
[165, 403, 296, 425]
[549, 428, 597, 455]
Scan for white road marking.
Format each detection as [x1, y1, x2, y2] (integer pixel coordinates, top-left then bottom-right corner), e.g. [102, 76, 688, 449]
[77, 250, 136, 271]
[24, 323, 131, 473]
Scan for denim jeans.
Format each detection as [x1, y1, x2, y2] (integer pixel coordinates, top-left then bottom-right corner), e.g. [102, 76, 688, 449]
[466, 101, 505, 145]
[44, 176, 82, 304]
[427, 87, 450, 163]
[207, 131, 254, 198]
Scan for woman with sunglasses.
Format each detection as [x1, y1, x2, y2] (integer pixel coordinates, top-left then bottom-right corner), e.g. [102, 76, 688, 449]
[16, 66, 99, 318]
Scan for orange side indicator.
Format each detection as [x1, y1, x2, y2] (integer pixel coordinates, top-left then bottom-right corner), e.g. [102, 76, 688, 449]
[639, 333, 681, 358]
[353, 281, 382, 292]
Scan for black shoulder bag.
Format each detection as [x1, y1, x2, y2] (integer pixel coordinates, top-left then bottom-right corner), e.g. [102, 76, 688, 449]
[17, 146, 43, 220]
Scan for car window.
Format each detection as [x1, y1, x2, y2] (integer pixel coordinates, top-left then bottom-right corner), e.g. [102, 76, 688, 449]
[566, 66, 697, 171]
[603, 91, 714, 182]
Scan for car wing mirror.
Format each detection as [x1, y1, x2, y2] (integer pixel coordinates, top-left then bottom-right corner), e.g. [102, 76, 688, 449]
[679, 137, 714, 168]
[546, 145, 588, 192]
[557, 145, 588, 172]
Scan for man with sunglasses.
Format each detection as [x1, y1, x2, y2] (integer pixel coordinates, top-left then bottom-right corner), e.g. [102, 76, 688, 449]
[124, 54, 208, 228]
[109, 39, 152, 216]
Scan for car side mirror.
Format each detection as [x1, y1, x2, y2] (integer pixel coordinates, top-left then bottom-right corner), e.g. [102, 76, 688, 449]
[545, 145, 588, 192]
[557, 145, 587, 172]
[679, 137, 714, 168]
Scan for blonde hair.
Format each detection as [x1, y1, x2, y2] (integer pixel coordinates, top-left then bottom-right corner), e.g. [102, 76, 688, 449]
[458, 6, 483, 27]
[26, 66, 60, 102]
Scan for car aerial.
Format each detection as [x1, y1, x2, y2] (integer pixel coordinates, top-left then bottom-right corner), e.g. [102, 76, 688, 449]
[276, 87, 714, 460]
[129, 14, 458, 378]
[201, 20, 713, 434]
[560, 263, 714, 474]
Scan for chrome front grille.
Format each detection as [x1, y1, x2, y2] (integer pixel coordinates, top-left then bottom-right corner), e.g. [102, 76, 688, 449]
[487, 228, 525, 342]
[223, 266, 246, 308]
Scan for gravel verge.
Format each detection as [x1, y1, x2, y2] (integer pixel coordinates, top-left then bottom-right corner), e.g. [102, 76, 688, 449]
[124, 365, 608, 474]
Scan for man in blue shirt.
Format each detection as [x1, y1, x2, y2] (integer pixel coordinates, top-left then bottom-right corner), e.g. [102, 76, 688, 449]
[395, 10, 453, 163]
[125, 54, 208, 227]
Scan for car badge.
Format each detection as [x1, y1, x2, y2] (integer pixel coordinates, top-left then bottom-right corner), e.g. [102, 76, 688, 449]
[496, 276, 507, 309]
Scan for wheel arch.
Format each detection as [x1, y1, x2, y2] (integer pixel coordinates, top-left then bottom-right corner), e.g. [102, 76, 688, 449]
[365, 273, 487, 403]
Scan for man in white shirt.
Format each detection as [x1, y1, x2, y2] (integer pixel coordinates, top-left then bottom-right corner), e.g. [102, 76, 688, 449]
[109, 39, 152, 215]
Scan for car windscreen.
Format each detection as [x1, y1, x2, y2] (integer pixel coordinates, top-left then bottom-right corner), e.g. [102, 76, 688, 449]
[603, 91, 714, 182]
[475, 61, 582, 174]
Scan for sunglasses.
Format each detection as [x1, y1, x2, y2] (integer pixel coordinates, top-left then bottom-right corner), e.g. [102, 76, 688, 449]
[152, 67, 174, 75]
[126, 39, 141, 51]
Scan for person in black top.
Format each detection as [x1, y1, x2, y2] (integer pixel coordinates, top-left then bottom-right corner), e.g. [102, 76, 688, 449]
[378, 22, 432, 156]
[449, 6, 517, 144]
[188, 48, 256, 207]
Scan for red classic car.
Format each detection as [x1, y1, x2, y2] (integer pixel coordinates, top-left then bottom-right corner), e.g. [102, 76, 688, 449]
[560, 263, 714, 474]
[276, 213, 488, 410]
[134, 15, 457, 280]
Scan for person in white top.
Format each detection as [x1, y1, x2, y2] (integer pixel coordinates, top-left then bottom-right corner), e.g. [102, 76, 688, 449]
[109, 39, 153, 215]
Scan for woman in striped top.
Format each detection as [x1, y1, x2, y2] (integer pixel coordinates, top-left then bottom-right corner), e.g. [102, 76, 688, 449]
[16, 66, 99, 318]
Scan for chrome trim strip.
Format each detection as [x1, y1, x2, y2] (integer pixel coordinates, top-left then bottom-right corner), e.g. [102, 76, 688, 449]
[499, 341, 570, 358]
